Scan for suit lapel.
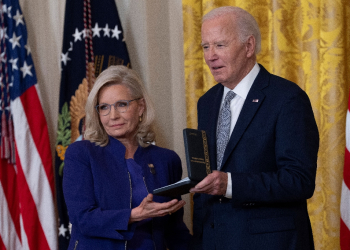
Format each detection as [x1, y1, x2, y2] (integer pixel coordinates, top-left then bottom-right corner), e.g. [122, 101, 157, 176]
[220, 65, 270, 170]
[207, 85, 224, 171]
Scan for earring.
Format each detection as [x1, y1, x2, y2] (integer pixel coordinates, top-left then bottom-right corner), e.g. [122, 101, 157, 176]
[139, 116, 142, 122]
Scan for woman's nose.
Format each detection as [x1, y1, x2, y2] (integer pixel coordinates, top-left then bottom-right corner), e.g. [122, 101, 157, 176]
[109, 106, 120, 118]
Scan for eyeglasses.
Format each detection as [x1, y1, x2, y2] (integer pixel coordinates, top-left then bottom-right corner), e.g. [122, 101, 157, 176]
[95, 98, 141, 116]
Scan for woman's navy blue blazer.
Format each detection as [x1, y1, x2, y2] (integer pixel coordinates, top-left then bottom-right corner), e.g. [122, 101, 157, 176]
[63, 136, 191, 250]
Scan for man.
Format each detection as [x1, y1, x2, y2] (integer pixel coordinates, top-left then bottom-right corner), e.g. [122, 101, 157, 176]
[189, 6, 319, 250]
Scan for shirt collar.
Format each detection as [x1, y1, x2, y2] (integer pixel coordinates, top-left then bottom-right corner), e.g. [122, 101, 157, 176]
[223, 63, 260, 100]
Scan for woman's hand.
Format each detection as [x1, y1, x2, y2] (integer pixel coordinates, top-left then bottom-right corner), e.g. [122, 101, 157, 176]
[129, 194, 185, 223]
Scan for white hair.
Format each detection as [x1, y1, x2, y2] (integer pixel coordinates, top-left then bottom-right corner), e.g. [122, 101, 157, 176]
[202, 6, 261, 54]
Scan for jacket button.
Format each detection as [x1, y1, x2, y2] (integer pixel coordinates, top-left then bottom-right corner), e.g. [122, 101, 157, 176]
[210, 223, 214, 228]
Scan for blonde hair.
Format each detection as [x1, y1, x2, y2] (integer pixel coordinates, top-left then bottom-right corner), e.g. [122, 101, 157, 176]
[84, 65, 155, 147]
[202, 6, 261, 54]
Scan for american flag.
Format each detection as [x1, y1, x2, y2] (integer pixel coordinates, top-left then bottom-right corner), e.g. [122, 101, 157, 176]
[341, 91, 350, 250]
[0, 0, 57, 249]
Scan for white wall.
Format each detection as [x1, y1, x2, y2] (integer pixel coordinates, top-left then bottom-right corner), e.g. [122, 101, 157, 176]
[19, 0, 191, 231]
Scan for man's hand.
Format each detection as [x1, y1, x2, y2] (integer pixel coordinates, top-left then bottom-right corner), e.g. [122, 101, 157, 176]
[129, 194, 185, 223]
[190, 170, 228, 195]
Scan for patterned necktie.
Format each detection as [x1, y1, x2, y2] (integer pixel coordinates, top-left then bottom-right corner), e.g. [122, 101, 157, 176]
[216, 91, 236, 170]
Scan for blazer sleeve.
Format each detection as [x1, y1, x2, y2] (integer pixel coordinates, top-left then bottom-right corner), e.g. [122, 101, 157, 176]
[63, 142, 137, 240]
[230, 88, 319, 206]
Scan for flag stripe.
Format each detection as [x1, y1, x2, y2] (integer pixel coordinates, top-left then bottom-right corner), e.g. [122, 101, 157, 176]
[19, 86, 55, 195]
[341, 217, 350, 250]
[344, 147, 350, 189]
[19, 215, 30, 250]
[345, 111, 350, 189]
[341, 180, 350, 229]
[0, 159, 21, 242]
[0, 180, 22, 250]
[12, 97, 56, 250]
[0, 235, 6, 250]
[341, 96, 350, 250]
[15, 150, 50, 250]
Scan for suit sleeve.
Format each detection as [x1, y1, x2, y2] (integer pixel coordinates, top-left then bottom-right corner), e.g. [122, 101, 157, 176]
[63, 142, 137, 240]
[230, 89, 319, 206]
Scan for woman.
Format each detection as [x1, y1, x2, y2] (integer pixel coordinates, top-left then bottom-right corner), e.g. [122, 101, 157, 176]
[63, 65, 191, 250]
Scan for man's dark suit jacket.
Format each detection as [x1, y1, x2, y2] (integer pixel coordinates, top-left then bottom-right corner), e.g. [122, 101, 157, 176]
[192, 64, 319, 250]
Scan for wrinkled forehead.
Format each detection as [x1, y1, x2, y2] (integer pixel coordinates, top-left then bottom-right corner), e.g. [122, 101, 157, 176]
[201, 16, 237, 42]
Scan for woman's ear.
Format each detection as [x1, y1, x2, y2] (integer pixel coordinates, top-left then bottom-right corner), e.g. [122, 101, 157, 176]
[138, 98, 146, 116]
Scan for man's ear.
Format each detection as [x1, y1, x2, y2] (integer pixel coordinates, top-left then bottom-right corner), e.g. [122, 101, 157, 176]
[246, 35, 256, 58]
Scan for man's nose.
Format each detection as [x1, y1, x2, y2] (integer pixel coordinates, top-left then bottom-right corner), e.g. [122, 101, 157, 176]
[206, 47, 218, 61]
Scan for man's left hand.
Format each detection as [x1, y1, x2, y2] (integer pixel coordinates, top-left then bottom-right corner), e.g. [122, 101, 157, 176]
[190, 170, 228, 196]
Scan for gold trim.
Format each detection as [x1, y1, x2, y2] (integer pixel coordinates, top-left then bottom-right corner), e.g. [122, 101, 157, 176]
[202, 130, 211, 175]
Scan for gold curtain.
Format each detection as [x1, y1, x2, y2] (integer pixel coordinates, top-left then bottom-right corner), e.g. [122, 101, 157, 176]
[182, 0, 350, 249]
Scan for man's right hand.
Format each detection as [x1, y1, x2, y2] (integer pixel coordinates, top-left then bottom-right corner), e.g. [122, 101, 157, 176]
[190, 170, 228, 196]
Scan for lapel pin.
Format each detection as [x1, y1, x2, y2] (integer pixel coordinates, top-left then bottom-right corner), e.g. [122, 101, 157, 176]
[252, 99, 259, 102]
[148, 164, 156, 174]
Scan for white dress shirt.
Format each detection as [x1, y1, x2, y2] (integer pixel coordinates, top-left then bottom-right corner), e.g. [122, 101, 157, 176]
[220, 63, 260, 198]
